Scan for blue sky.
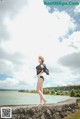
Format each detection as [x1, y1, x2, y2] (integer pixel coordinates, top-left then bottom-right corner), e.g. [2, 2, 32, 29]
[0, 74, 13, 80]
[0, 0, 80, 89]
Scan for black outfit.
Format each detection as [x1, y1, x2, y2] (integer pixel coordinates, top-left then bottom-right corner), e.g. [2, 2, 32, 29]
[40, 76, 44, 81]
[36, 64, 49, 81]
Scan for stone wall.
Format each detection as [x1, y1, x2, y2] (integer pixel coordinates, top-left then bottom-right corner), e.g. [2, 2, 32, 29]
[0, 99, 79, 119]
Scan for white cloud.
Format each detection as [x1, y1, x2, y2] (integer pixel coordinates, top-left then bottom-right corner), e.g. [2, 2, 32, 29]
[69, 31, 80, 50]
[0, 59, 14, 74]
[0, 78, 19, 89]
[74, 4, 80, 13]
[2, 0, 76, 62]
[44, 63, 79, 87]
[0, 0, 78, 89]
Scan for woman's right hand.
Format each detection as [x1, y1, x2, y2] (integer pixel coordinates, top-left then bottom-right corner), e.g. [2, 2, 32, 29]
[41, 64, 44, 68]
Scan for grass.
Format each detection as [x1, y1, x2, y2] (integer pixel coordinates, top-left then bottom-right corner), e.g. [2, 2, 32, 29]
[64, 101, 80, 119]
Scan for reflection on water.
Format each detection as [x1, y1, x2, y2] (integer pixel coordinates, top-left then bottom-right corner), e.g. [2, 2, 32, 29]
[0, 91, 70, 105]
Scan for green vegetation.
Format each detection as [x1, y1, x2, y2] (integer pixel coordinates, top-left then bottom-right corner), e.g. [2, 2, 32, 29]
[18, 89, 37, 93]
[0, 89, 17, 91]
[45, 85, 80, 92]
[70, 89, 80, 97]
[64, 100, 80, 119]
[43, 89, 55, 95]
[18, 85, 80, 97]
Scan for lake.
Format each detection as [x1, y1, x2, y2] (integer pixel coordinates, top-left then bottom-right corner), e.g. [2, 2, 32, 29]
[0, 91, 70, 105]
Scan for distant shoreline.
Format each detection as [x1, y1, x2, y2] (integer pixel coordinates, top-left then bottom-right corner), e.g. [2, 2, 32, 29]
[0, 85, 80, 97]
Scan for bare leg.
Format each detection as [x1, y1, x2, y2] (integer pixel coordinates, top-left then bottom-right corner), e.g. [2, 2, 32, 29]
[38, 90, 47, 105]
[40, 87, 43, 104]
[40, 86, 47, 105]
[36, 78, 42, 105]
[40, 79, 47, 105]
[36, 78, 47, 105]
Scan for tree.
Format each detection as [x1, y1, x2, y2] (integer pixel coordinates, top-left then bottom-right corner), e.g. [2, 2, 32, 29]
[70, 89, 76, 97]
[50, 90, 55, 95]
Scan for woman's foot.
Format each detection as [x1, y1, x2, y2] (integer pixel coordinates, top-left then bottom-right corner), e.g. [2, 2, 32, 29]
[39, 101, 43, 106]
[39, 103, 43, 106]
[43, 100, 47, 105]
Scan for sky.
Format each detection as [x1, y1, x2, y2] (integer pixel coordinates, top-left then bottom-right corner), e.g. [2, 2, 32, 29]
[0, 0, 80, 90]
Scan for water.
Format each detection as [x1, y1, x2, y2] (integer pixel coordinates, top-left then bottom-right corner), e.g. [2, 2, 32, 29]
[0, 91, 70, 105]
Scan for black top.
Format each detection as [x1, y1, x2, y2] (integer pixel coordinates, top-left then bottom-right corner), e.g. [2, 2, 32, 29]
[36, 64, 49, 75]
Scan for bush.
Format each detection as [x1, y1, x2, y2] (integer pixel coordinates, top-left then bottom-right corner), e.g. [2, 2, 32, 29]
[70, 89, 76, 97]
[70, 89, 80, 97]
[43, 89, 55, 95]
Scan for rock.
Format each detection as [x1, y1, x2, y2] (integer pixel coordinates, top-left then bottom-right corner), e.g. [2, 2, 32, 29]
[44, 109, 51, 116]
[53, 113, 61, 119]
[60, 112, 66, 118]
[55, 107, 62, 112]
[32, 115, 37, 119]
[49, 107, 55, 114]
[66, 111, 71, 116]
[68, 107, 71, 111]
[28, 108, 35, 116]
[0, 99, 78, 119]
[41, 113, 45, 119]
[71, 109, 76, 113]
[13, 108, 25, 114]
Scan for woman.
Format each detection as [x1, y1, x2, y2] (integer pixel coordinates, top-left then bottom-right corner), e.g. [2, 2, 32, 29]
[36, 56, 49, 105]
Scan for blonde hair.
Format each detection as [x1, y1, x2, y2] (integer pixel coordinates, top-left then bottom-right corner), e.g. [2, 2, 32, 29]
[38, 56, 44, 64]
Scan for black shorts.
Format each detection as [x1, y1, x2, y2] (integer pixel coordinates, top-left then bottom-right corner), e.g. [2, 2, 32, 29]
[40, 76, 44, 81]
